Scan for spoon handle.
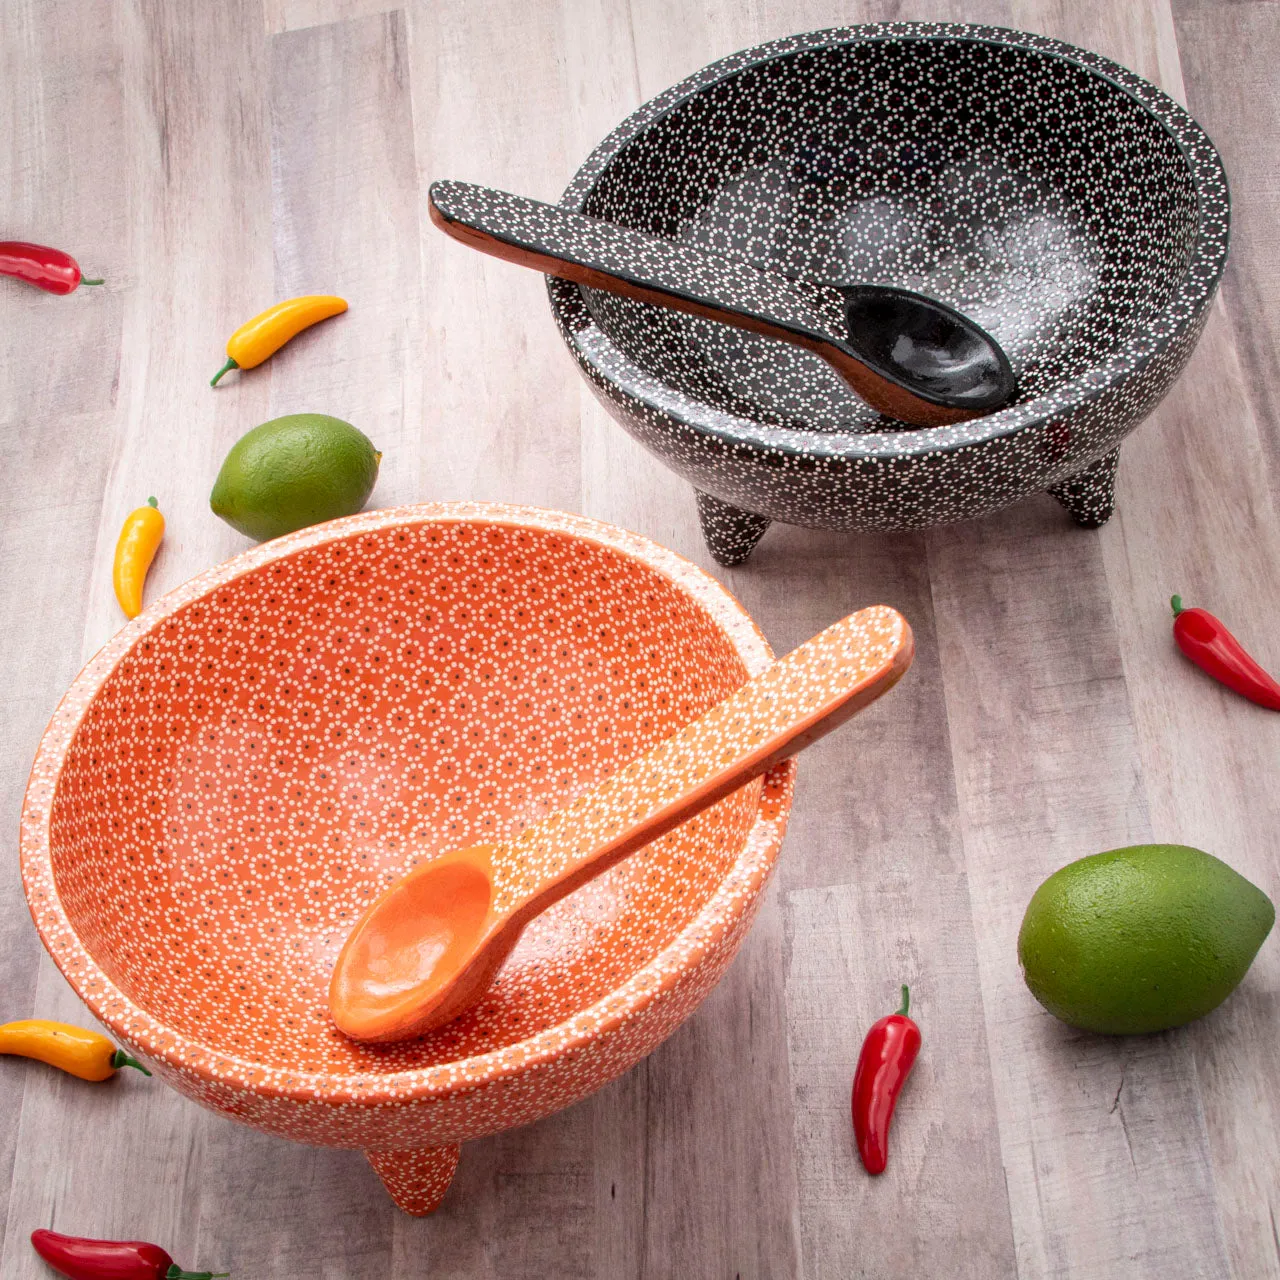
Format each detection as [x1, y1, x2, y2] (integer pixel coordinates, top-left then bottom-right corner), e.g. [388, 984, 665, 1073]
[488, 605, 913, 922]
[428, 178, 846, 351]
[428, 181, 989, 427]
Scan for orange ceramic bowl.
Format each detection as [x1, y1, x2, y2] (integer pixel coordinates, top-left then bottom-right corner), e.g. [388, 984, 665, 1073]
[21, 503, 795, 1214]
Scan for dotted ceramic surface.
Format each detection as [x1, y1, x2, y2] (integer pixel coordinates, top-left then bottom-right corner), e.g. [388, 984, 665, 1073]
[546, 23, 1230, 562]
[484, 605, 906, 916]
[329, 604, 910, 1041]
[21, 504, 799, 1214]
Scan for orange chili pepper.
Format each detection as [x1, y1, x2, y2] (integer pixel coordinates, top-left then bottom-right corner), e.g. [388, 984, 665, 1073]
[210, 295, 348, 385]
[0, 1019, 150, 1081]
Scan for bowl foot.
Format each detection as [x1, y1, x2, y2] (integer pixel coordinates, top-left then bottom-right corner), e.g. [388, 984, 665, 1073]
[365, 1144, 461, 1215]
[1047, 446, 1120, 528]
[695, 490, 772, 565]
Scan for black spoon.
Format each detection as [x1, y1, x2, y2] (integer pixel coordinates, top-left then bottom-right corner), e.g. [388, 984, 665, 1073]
[428, 180, 1016, 428]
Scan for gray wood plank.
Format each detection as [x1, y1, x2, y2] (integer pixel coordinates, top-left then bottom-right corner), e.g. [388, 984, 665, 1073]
[784, 878, 1016, 1279]
[1100, 308, 1280, 1280]
[392, 1096, 620, 1279]
[267, 10, 423, 512]
[1, 1, 276, 1276]
[1045, 6, 1280, 1275]
[0, 412, 119, 1257]
[263, 0, 398, 34]
[0, 0, 132, 1259]
[1172, 0, 1280, 487]
[0, 0, 127, 430]
[0, 0, 128, 1266]
[406, 0, 581, 513]
[736, 524, 1016, 1280]
[926, 6, 1259, 1277]
[929, 500, 1231, 1280]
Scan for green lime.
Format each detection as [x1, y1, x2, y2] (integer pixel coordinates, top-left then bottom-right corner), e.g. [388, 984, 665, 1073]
[210, 413, 381, 542]
[1018, 844, 1273, 1034]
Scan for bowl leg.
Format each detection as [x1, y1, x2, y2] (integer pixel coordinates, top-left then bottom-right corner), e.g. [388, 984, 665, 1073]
[695, 490, 772, 566]
[1047, 446, 1120, 529]
[365, 1144, 461, 1215]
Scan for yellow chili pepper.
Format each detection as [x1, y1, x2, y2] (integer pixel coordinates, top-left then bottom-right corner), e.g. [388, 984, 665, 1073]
[210, 294, 348, 385]
[113, 496, 165, 619]
[0, 1019, 151, 1080]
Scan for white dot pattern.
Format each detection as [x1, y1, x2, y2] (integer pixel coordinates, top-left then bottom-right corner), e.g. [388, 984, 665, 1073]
[489, 604, 907, 917]
[433, 181, 852, 353]
[546, 23, 1229, 560]
[365, 1145, 459, 1215]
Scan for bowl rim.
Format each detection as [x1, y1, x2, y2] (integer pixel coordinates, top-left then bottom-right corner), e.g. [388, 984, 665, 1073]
[20, 502, 795, 1107]
[549, 20, 1231, 459]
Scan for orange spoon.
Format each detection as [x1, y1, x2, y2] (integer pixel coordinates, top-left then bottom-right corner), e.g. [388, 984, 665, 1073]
[329, 606, 913, 1042]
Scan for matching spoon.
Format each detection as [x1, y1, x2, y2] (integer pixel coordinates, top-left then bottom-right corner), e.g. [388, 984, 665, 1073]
[428, 179, 1015, 428]
[329, 605, 913, 1042]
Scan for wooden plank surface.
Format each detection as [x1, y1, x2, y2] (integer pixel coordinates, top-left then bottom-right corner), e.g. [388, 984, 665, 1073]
[1, 2, 1277, 1277]
[1173, 0, 1280, 487]
[2, 4, 277, 1279]
[1137, 12, 1280, 1271]
[0, 0, 128, 1256]
[928, 503, 1231, 1279]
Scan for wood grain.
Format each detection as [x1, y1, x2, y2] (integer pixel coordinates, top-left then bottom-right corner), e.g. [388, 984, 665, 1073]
[267, 11, 424, 511]
[1, 1, 1278, 1277]
[1100, 309, 1280, 1280]
[2, 4, 276, 1277]
[408, 0, 581, 513]
[928, 501, 1232, 1280]
[741, 524, 1016, 1280]
[1044, 7, 1280, 1275]
[1173, 0, 1280, 486]
[0, 0, 129, 1256]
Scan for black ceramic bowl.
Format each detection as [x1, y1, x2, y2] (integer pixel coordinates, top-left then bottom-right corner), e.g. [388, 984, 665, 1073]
[546, 23, 1229, 564]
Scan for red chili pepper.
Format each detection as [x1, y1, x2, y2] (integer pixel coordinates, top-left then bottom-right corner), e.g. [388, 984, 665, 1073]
[851, 984, 921, 1175]
[0, 242, 103, 294]
[1171, 596, 1280, 711]
[30, 1230, 228, 1280]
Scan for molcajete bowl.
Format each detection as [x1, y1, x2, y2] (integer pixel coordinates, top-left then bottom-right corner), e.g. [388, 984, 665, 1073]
[547, 22, 1230, 564]
[20, 503, 797, 1214]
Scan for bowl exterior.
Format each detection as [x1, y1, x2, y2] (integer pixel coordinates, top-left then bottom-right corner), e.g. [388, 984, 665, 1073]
[553, 278, 1210, 530]
[547, 22, 1230, 532]
[20, 503, 795, 1150]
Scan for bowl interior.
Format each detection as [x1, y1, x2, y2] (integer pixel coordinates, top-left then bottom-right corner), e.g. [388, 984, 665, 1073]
[47, 520, 761, 1075]
[579, 35, 1201, 432]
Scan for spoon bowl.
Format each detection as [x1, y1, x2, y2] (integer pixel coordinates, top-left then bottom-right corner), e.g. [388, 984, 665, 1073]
[839, 285, 1013, 411]
[330, 848, 504, 1039]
